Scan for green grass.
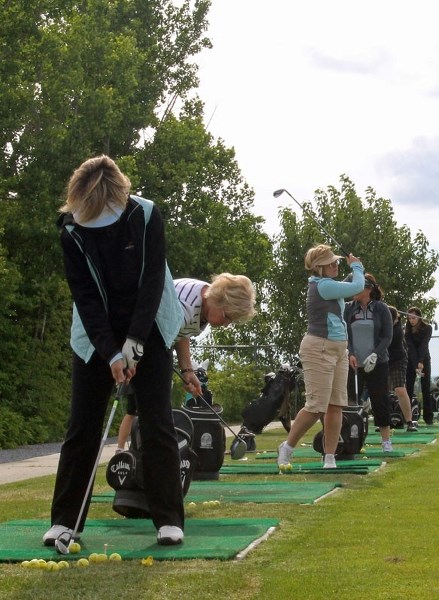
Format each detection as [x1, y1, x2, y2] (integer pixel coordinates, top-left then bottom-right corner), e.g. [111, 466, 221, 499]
[1, 425, 439, 599]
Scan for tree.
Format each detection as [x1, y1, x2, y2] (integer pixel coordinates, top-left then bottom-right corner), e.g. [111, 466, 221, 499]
[268, 175, 439, 360]
[0, 1, 274, 445]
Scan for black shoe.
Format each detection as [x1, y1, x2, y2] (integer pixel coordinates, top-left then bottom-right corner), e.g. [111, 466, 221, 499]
[407, 422, 418, 432]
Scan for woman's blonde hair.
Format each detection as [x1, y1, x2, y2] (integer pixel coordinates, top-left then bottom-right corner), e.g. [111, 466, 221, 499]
[205, 273, 257, 324]
[60, 155, 131, 221]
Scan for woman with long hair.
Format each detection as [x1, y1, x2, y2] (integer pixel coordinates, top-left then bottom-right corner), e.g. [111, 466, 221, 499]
[405, 307, 433, 425]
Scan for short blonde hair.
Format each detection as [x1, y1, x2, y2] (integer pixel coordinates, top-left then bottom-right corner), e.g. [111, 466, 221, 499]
[205, 273, 257, 324]
[60, 155, 131, 221]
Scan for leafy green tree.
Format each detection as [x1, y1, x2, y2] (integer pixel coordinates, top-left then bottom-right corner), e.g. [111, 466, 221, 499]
[268, 175, 439, 359]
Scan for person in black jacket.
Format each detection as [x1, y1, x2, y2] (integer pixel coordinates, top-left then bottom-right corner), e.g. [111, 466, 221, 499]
[344, 274, 394, 451]
[405, 307, 433, 425]
[43, 155, 185, 547]
[387, 306, 417, 431]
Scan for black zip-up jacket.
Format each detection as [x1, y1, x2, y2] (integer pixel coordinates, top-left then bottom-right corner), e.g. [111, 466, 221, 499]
[405, 324, 432, 367]
[57, 198, 165, 363]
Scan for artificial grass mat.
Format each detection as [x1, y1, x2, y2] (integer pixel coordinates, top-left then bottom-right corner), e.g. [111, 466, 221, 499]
[364, 433, 436, 444]
[219, 458, 383, 475]
[255, 446, 420, 459]
[0, 517, 278, 563]
[91, 480, 343, 505]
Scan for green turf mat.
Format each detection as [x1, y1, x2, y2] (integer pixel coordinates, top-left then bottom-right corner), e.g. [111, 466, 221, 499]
[219, 459, 383, 475]
[0, 518, 279, 562]
[365, 434, 436, 445]
[388, 426, 439, 434]
[255, 447, 419, 459]
[91, 481, 343, 505]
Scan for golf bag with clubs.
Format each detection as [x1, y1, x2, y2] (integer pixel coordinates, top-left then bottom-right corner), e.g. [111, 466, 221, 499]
[431, 376, 439, 418]
[106, 408, 197, 518]
[239, 361, 305, 450]
[313, 405, 369, 459]
[181, 360, 226, 480]
[388, 391, 420, 428]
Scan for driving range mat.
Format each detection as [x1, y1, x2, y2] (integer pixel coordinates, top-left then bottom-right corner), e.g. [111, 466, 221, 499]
[364, 434, 436, 445]
[0, 518, 279, 562]
[219, 459, 383, 475]
[91, 480, 342, 505]
[255, 447, 419, 459]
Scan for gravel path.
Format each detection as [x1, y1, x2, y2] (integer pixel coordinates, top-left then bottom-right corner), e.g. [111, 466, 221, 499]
[0, 438, 118, 464]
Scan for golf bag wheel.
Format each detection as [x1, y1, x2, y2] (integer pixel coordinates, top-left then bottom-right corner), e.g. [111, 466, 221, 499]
[390, 413, 404, 429]
[236, 426, 256, 452]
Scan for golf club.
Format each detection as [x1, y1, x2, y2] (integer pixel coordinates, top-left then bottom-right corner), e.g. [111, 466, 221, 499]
[173, 367, 247, 459]
[55, 382, 126, 555]
[396, 309, 438, 331]
[273, 188, 350, 256]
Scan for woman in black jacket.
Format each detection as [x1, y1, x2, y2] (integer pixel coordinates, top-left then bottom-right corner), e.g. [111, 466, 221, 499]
[387, 306, 417, 431]
[43, 155, 185, 548]
[405, 307, 433, 425]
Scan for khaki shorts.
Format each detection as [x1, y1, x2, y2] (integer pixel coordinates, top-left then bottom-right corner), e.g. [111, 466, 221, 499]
[299, 335, 349, 413]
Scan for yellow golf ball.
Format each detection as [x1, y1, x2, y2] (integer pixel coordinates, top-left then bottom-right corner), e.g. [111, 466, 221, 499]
[88, 553, 100, 563]
[29, 558, 40, 569]
[58, 561, 69, 569]
[96, 553, 108, 562]
[46, 561, 59, 571]
[141, 556, 154, 566]
[21, 560, 30, 568]
[69, 542, 81, 554]
[187, 502, 196, 508]
[109, 552, 122, 561]
[77, 558, 89, 567]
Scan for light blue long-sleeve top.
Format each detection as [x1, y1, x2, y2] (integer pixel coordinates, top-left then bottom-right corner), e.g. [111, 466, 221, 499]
[306, 261, 365, 341]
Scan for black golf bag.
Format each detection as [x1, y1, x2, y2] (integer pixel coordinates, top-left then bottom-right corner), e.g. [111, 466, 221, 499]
[240, 362, 304, 440]
[106, 409, 197, 518]
[180, 404, 226, 480]
[313, 405, 369, 459]
[389, 392, 420, 428]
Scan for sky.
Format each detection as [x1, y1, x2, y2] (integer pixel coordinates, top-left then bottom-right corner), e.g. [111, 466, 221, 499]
[193, 0, 439, 374]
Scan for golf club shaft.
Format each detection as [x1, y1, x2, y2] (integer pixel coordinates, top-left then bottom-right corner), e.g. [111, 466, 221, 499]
[395, 309, 438, 330]
[71, 383, 125, 539]
[173, 367, 244, 443]
[273, 188, 350, 256]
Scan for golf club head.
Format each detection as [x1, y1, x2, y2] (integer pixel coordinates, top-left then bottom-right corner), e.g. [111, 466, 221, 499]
[230, 437, 247, 460]
[54, 532, 72, 555]
[273, 189, 286, 198]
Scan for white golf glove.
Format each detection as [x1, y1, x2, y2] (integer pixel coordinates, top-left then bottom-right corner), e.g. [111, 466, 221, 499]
[363, 352, 377, 373]
[122, 338, 144, 370]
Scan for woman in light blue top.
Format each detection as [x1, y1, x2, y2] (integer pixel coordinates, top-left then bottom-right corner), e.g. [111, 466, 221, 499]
[278, 244, 364, 468]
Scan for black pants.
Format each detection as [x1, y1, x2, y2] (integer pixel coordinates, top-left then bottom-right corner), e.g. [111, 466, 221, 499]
[348, 362, 390, 427]
[50, 327, 184, 532]
[406, 359, 432, 423]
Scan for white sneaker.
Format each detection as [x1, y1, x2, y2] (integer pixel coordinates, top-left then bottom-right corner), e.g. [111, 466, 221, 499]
[42, 525, 81, 546]
[382, 440, 393, 452]
[277, 442, 293, 466]
[323, 454, 337, 469]
[157, 526, 184, 546]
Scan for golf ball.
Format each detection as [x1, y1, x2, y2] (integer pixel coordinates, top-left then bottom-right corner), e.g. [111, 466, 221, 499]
[109, 553, 122, 561]
[88, 553, 100, 563]
[77, 558, 89, 568]
[69, 542, 81, 553]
